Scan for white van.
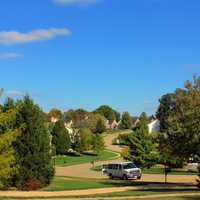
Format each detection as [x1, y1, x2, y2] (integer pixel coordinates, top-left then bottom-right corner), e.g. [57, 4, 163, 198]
[102, 162, 142, 180]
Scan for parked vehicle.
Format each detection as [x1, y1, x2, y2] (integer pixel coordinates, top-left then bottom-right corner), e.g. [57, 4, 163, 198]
[102, 162, 142, 180]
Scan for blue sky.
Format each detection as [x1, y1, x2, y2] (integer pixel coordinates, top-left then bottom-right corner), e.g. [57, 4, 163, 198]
[0, 0, 200, 116]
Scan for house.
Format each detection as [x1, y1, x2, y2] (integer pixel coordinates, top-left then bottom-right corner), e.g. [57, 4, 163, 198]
[148, 119, 160, 133]
[50, 116, 59, 123]
[106, 120, 120, 129]
[64, 120, 74, 135]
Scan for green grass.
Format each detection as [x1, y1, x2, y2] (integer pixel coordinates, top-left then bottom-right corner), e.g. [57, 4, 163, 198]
[143, 167, 198, 175]
[42, 177, 110, 191]
[42, 176, 147, 191]
[66, 187, 200, 199]
[2, 183, 200, 199]
[55, 150, 119, 166]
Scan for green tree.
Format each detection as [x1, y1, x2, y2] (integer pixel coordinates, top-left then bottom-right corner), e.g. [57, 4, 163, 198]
[115, 111, 121, 122]
[95, 118, 106, 134]
[0, 109, 19, 189]
[64, 109, 88, 128]
[94, 105, 118, 123]
[156, 93, 176, 132]
[2, 97, 15, 112]
[157, 77, 200, 163]
[92, 133, 105, 155]
[51, 120, 71, 155]
[47, 108, 62, 122]
[120, 112, 132, 129]
[14, 96, 54, 189]
[124, 119, 158, 168]
[139, 112, 149, 124]
[75, 128, 93, 153]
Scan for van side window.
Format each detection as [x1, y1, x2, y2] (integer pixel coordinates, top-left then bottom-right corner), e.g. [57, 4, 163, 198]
[114, 164, 118, 169]
[119, 165, 122, 170]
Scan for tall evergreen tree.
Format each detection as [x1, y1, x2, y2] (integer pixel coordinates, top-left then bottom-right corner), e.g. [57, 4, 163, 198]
[94, 105, 118, 123]
[92, 133, 105, 154]
[14, 96, 54, 189]
[0, 109, 19, 189]
[75, 128, 93, 153]
[124, 119, 158, 168]
[96, 119, 106, 134]
[120, 112, 132, 129]
[51, 120, 71, 155]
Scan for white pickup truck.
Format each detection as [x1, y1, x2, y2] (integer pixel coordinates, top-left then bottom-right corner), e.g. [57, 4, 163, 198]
[102, 162, 142, 180]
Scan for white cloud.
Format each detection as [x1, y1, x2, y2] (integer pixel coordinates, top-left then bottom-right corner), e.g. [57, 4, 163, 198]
[0, 53, 23, 60]
[0, 28, 71, 45]
[53, 0, 99, 6]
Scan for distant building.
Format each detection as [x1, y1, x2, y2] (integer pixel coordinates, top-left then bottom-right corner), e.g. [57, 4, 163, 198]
[106, 120, 120, 129]
[64, 120, 74, 135]
[50, 116, 59, 123]
[148, 119, 160, 133]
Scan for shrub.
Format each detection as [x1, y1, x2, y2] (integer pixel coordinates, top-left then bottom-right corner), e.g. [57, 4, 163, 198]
[23, 179, 42, 191]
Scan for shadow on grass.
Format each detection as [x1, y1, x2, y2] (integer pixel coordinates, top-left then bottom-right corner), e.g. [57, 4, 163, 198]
[183, 198, 200, 200]
[99, 180, 199, 193]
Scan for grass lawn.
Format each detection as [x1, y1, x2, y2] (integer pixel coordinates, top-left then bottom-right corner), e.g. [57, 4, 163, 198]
[68, 187, 200, 200]
[143, 167, 198, 175]
[55, 150, 119, 166]
[42, 177, 147, 191]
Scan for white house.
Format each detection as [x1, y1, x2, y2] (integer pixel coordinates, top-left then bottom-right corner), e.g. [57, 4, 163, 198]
[148, 119, 160, 133]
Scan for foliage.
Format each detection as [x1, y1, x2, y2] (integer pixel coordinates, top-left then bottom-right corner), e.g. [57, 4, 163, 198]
[0, 127, 19, 189]
[123, 119, 158, 168]
[0, 98, 20, 189]
[13, 96, 54, 189]
[139, 112, 149, 124]
[157, 77, 200, 166]
[94, 105, 119, 123]
[74, 128, 93, 153]
[92, 133, 105, 154]
[156, 93, 176, 132]
[120, 112, 132, 129]
[47, 108, 62, 122]
[116, 133, 130, 145]
[23, 179, 42, 191]
[51, 120, 71, 155]
[96, 118, 106, 133]
[64, 109, 88, 127]
[83, 113, 106, 133]
[2, 97, 15, 112]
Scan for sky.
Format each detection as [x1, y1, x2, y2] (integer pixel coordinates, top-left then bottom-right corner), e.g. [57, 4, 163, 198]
[0, 0, 200, 116]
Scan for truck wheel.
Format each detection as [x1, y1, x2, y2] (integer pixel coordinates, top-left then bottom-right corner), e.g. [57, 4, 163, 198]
[137, 175, 142, 180]
[123, 175, 128, 180]
[109, 174, 113, 179]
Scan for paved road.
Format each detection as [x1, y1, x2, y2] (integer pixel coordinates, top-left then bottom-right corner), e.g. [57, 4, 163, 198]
[104, 130, 132, 153]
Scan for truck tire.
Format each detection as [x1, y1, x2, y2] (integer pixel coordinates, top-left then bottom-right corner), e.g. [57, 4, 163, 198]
[123, 174, 128, 180]
[109, 174, 113, 179]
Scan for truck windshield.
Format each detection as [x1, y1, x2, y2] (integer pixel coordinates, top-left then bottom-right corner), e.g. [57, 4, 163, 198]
[123, 163, 137, 169]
